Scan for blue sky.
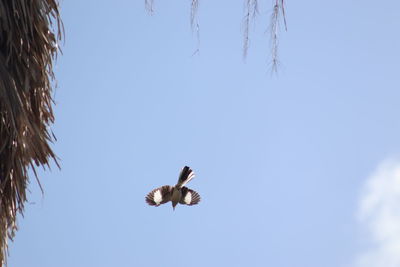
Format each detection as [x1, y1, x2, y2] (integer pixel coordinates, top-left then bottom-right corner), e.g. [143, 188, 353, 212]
[9, 1, 400, 267]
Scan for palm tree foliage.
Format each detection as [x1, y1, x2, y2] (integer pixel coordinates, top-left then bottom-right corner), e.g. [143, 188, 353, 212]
[0, 0, 62, 265]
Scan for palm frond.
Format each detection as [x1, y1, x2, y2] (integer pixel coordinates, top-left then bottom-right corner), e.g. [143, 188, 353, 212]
[145, 0, 154, 14]
[0, 0, 63, 265]
[190, 0, 199, 31]
[243, 0, 258, 60]
[269, 0, 287, 72]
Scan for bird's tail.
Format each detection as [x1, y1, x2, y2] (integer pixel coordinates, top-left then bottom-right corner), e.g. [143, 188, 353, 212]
[176, 166, 195, 188]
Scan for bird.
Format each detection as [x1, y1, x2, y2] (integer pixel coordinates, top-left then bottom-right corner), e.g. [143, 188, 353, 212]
[145, 166, 201, 210]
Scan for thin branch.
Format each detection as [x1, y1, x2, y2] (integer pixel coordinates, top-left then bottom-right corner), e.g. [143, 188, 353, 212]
[190, 0, 200, 53]
[243, 0, 258, 59]
[269, 0, 287, 72]
[281, 0, 288, 31]
[145, 0, 154, 14]
[190, 0, 199, 31]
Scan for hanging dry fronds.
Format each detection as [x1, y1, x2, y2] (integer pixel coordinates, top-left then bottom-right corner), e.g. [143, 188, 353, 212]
[145, 0, 287, 71]
[269, 0, 287, 72]
[243, 0, 259, 59]
[0, 0, 63, 265]
[145, 0, 154, 14]
[190, 0, 199, 31]
[190, 0, 200, 54]
[243, 0, 287, 71]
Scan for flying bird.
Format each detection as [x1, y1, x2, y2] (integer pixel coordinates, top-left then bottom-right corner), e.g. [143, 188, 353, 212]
[145, 166, 201, 210]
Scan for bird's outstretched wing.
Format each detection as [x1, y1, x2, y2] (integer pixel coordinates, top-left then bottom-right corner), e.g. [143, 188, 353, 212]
[179, 186, 201, 206]
[176, 166, 195, 188]
[145, 185, 173, 206]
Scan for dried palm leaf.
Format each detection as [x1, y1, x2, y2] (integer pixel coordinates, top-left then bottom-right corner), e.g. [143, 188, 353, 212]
[0, 0, 63, 265]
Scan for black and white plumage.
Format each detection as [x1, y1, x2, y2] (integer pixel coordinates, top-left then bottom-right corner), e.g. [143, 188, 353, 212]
[176, 166, 196, 188]
[145, 166, 201, 210]
[179, 186, 201, 205]
[145, 185, 172, 206]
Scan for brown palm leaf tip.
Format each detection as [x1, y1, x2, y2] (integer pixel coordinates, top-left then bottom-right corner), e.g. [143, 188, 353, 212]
[145, 166, 201, 208]
[0, 0, 63, 265]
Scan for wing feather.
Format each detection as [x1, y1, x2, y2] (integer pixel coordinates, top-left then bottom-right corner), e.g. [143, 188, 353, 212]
[145, 185, 172, 206]
[179, 186, 201, 206]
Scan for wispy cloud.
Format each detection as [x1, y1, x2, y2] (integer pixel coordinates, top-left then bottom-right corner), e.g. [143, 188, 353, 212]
[355, 159, 400, 267]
